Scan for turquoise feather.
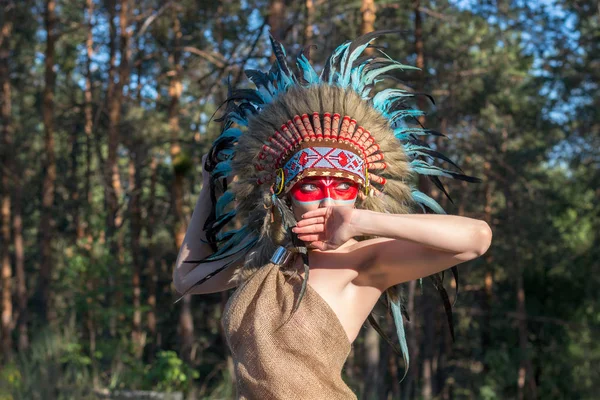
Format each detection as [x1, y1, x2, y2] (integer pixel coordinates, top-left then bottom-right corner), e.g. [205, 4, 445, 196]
[410, 160, 458, 180]
[220, 128, 243, 139]
[297, 54, 319, 85]
[387, 109, 425, 124]
[388, 288, 410, 380]
[215, 190, 235, 219]
[372, 88, 413, 113]
[340, 41, 376, 87]
[211, 162, 232, 180]
[362, 62, 419, 87]
[411, 189, 446, 214]
[321, 42, 350, 84]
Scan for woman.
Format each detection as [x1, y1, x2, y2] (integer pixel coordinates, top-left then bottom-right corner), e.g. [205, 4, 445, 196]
[174, 33, 492, 399]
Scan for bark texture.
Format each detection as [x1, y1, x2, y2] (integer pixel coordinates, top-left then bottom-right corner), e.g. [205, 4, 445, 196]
[39, 0, 57, 324]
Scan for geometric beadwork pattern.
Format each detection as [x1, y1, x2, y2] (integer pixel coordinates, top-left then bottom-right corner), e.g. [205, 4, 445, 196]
[283, 147, 365, 187]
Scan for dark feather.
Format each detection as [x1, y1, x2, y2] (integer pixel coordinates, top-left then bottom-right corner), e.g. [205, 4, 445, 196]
[420, 148, 464, 172]
[413, 92, 436, 105]
[407, 138, 431, 148]
[227, 88, 265, 105]
[291, 258, 310, 316]
[428, 176, 454, 204]
[423, 129, 447, 138]
[449, 172, 482, 183]
[174, 239, 257, 301]
[430, 273, 455, 342]
[368, 314, 403, 357]
[269, 34, 293, 78]
[213, 100, 240, 123]
[451, 266, 459, 306]
[321, 41, 350, 82]
[245, 69, 271, 89]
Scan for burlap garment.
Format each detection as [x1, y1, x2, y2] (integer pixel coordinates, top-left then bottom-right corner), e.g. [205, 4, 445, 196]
[222, 262, 357, 400]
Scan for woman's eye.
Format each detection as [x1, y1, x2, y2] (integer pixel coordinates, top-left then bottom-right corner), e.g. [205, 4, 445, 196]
[301, 184, 317, 192]
[336, 183, 350, 190]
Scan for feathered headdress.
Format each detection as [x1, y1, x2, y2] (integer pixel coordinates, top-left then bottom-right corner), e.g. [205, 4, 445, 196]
[188, 31, 480, 377]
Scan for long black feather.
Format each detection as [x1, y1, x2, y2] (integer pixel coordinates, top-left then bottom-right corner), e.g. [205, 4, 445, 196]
[428, 176, 454, 204]
[226, 88, 265, 105]
[368, 314, 403, 357]
[430, 273, 455, 342]
[174, 240, 257, 302]
[213, 101, 240, 123]
[269, 34, 293, 78]
[245, 69, 271, 89]
[423, 129, 447, 138]
[321, 40, 351, 82]
[445, 171, 482, 183]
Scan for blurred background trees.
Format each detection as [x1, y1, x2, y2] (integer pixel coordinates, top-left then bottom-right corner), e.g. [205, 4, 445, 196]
[0, 0, 598, 398]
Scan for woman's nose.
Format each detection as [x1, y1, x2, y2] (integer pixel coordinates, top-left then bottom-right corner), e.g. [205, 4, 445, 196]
[320, 197, 335, 207]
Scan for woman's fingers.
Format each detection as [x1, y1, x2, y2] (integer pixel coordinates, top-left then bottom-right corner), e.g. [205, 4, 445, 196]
[296, 216, 325, 227]
[297, 234, 320, 242]
[293, 224, 324, 234]
[302, 208, 328, 219]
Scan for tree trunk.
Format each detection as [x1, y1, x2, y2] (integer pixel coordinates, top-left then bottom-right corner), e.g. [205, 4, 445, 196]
[364, 324, 382, 399]
[304, 0, 314, 47]
[268, 0, 285, 41]
[69, 120, 82, 241]
[129, 151, 144, 357]
[169, 13, 185, 253]
[404, 280, 420, 399]
[507, 191, 537, 400]
[481, 164, 494, 371]
[421, 294, 435, 400]
[360, 0, 376, 56]
[414, 0, 426, 126]
[38, 0, 57, 325]
[407, 3, 427, 398]
[13, 183, 27, 351]
[179, 295, 194, 363]
[0, 13, 14, 359]
[387, 313, 401, 399]
[168, 8, 194, 363]
[105, 0, 129, 261]
[145, 156, 158, 360]
[84, 0, 94, 237]
[105, 0, 130, 335]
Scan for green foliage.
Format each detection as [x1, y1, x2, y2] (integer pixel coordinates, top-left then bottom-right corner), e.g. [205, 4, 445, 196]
[143, 351, 200, 393]
[0, 330, 95, 400]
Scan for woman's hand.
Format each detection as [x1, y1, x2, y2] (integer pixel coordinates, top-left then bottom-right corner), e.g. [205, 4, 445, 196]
[292, 207, 361, 251]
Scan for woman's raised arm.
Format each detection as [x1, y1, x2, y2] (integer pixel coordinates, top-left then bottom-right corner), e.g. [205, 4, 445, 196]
[173, 160, 239, 295]
[294, 208, 492, 289]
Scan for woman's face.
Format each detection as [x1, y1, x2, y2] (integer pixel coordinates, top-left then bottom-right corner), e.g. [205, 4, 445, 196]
[289, 176, 359, 221]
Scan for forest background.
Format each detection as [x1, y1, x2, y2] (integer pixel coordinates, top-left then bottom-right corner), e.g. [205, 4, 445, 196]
[0, 0, 598, 399]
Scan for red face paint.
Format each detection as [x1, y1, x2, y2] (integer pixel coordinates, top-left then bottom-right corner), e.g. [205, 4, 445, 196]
[290, 177, 359, 205]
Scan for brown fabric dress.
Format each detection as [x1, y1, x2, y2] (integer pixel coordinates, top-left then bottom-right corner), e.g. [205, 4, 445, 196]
[222, 262, 357, 400]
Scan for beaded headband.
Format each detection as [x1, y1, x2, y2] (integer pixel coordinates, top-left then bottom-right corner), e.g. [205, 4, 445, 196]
[255, 112, 387, 195]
